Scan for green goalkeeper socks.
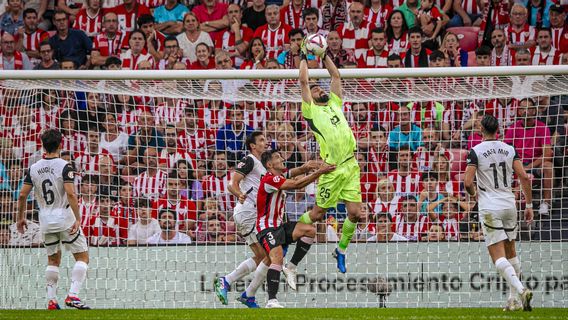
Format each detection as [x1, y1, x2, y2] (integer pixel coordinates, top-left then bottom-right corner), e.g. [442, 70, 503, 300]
[338, 218, 357, 252]
[299, 212, 313, 224]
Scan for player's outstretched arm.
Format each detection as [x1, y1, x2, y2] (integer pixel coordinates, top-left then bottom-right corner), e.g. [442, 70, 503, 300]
[323, 54, 342, 99]
[16, 184, 33, 233]
[299, 57, 312, 104]
[64, 182, 82, 233]
[513, 159, 534, 224]
[280, 164, 336, 190]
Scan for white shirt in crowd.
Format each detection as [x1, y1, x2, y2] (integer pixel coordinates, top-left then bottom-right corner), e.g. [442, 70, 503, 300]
[146, 231, 192, 245]
[127, 219, 161, 245]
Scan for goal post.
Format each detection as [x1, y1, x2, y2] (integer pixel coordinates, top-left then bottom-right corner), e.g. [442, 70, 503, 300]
[0, 67, 566, 309]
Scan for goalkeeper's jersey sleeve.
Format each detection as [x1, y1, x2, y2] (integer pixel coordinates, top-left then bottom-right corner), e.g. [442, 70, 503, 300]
[301, 92, 357, 165]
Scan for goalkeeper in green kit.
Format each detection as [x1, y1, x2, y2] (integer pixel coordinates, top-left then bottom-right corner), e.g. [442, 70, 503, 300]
[297, 38, 362, 273]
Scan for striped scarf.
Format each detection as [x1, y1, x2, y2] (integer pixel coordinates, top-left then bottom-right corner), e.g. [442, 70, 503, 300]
[322, 0, 346, 31]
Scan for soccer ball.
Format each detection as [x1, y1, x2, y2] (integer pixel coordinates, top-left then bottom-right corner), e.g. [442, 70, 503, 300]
[304, 34, 328, 57]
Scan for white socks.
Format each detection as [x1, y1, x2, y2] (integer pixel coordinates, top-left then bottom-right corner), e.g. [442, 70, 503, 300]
[46, 266, 60, 300]
[225, 257, 257, 285]
[69, 261, 88, 297]
[495, 257, 524, 294]
[245, 262, 269, 297]
[508, 257, 522, 299]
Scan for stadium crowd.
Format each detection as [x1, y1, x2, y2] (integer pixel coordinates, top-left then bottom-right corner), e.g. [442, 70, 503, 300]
[0, 0, 567, 246]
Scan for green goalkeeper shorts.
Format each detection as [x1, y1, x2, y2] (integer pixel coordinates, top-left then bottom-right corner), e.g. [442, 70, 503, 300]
[316, 156, 362, 209]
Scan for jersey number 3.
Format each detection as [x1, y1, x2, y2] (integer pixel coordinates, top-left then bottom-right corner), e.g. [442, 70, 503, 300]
[489, 162, 508, 189]
[41, 179, 55, 205]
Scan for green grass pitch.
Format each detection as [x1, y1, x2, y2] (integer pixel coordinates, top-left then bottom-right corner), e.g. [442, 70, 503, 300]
[1, 308, 566, 320]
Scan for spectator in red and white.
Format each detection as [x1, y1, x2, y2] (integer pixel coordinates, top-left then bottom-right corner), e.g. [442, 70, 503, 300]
[357, 153, 380, 203]
[49, 10, 93, 69]
[403, 27, 431, 68]
[513, 47, 531, 66]
[490, 28, 512, 66]
[17, 8, 48, 67]
[153, 0, 188, 35]
[0, 33, 32, 69]
[427, 223, 446, 241]
[74, 127, 110, 175]
[35, 89, 62, 131]
[120, 29, 153, 69]
[280, 0, 308, 29]
[34, 41, 59, 70]
[160, 124, 195, 170]
[362, 126, 389, 175]
[386, 53, 403, 67]
[132, 146, 168, 200]
[439, 196, 471, 241]
[373, 178, 401, 217]
[358, 27, 388, 68]
[474, 44, 491, 66]
[152, 173, 197, 233]
[365, 0, 393, 29]
[100, 113, 130, 164]
[386, 10, 409, 55]
[336, 1, 370, 60]
[192, 0, 229, 39]
[79, 174, 99, 227]
[504, 97, 553, 216]
[432, 152, 460, 197]
[448, 0, 484, 28]
[157, 36, 188, 69]
[176, 11, 214, 64]
[201, 152, 235, 213]
[111, 0, 151, 34]
[240, 36, 267, 69]
[481, 0, 509, 31]
[0, 0, 24, 35]
[392, 196, 430, 241]
[73, 0, 104, 38]
[91, 12, 125, 67]
[326, 30, 355, 67]
[174, 158, 204, 201]
[178, 108, 211, 159]
[413, 127, 451, 172]
[367, 212, 408, 242]
[320, 0, 348, 31]
[254, 4, 291, 59]
[302, 8, 325, 38]
[137, 14, 167, 60]
[147, 209, 192, 244]
[96, 153, 121, 199]
[59, 109, 88, 154]
[123, 111, 166, 174]
[77, 92, 105, 133]
[190, 42, 216, 69]
[56, 0, 83, 18]
[127, 198, 161, 245]
[531, 28, 560, 65]
[505, 3, 536, 51]
[549, 4, 568, 54]
[215, 4, 253, 69]
[155, 98, 189, 128]
[349, 102, 373, 139]
[84, 191, 129, 246]
[116, 181, 137, 226]
[242, 0, 266, 31]
[388, 145, 421, 197]
[416, 0, 445, 43]
[277, 28, 309, 69]
[428, 49, 447, 67]
[440, 32, 468, 67]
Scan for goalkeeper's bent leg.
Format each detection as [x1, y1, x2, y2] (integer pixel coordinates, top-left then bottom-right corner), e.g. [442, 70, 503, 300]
[299, 205, 327, 224]
[338, 202, 362, 253]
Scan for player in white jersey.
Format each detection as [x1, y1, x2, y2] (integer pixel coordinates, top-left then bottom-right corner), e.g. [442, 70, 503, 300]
[16, 129, 90, 310]
[464, 115, 534, 312]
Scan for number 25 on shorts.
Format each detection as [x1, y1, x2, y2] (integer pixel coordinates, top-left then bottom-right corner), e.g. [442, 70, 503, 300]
[319, 188, 330, 200]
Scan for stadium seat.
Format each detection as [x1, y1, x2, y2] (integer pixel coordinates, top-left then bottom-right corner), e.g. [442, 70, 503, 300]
[467, 51, 477, 66]
[447, 27, 480, 52]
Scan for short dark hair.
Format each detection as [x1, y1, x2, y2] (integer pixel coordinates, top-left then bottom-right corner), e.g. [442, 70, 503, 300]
[519, 97, 536, 106]
[387, 54, 402, 62]
[39, 40, 52, 49]
[137, 14, 155, 27]
[41, 129, 62, 153]
[421, 172, 439, 181]
[246, 131, 264, 151]
[105, 56, 122, 68]
[261, 150, 279, 168]
[23, 8, 37, 18]
[136, 198, 151, 208]
[289, 28, 305, 38]
[82, 174, 99, 185]
[429, 50, 446, 62]
[475, 45, 491, 57]
[481, 114, 499, 135]
[538, 27, 552, 37]
[159, 209, 177, 221]
[165, 35, 178, 44]
[408, 26, 423, 37]
[303, 7, 319, 19]
[398, 144, 411, 152]
[400, 195, 417, 204]
[53, 10, 67, 19]
[60, 59, 76, 69]
[370, 27, 385, 36]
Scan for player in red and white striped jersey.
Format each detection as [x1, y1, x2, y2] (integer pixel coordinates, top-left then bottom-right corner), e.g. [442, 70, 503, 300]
[388, 146, 421, 197]
[255, 149, 334, 308]
[215, 4, 254, 68]
[73, 0, 104, 38]
[111, 0, 151, 33]
[253, 5, 292, 59]
[336, 2, 371, 59]
[132, 147, 168, 200]
[83, 193, 129, 246]
[505, 4, 536, 51]
[19, 8, 49, 66]
[530, 28, 560, 66]
[201, 152, 235, 213]
[91, 12, 127, 67]
[152, 175, 197, 233]
[79, 175, 100, 228]
[357, 27, 388, 68]
[392, 196, 430, 241]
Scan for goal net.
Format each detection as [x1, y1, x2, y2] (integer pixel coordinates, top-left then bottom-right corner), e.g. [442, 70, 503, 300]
[0, 67, 566, 309]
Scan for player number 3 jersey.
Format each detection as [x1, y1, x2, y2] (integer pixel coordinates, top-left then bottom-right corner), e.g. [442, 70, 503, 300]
[302, 92, 357, 165]
[256, 172, 287, 232]
[24, 158, 76, 233]
[467, 140, 518, 211]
